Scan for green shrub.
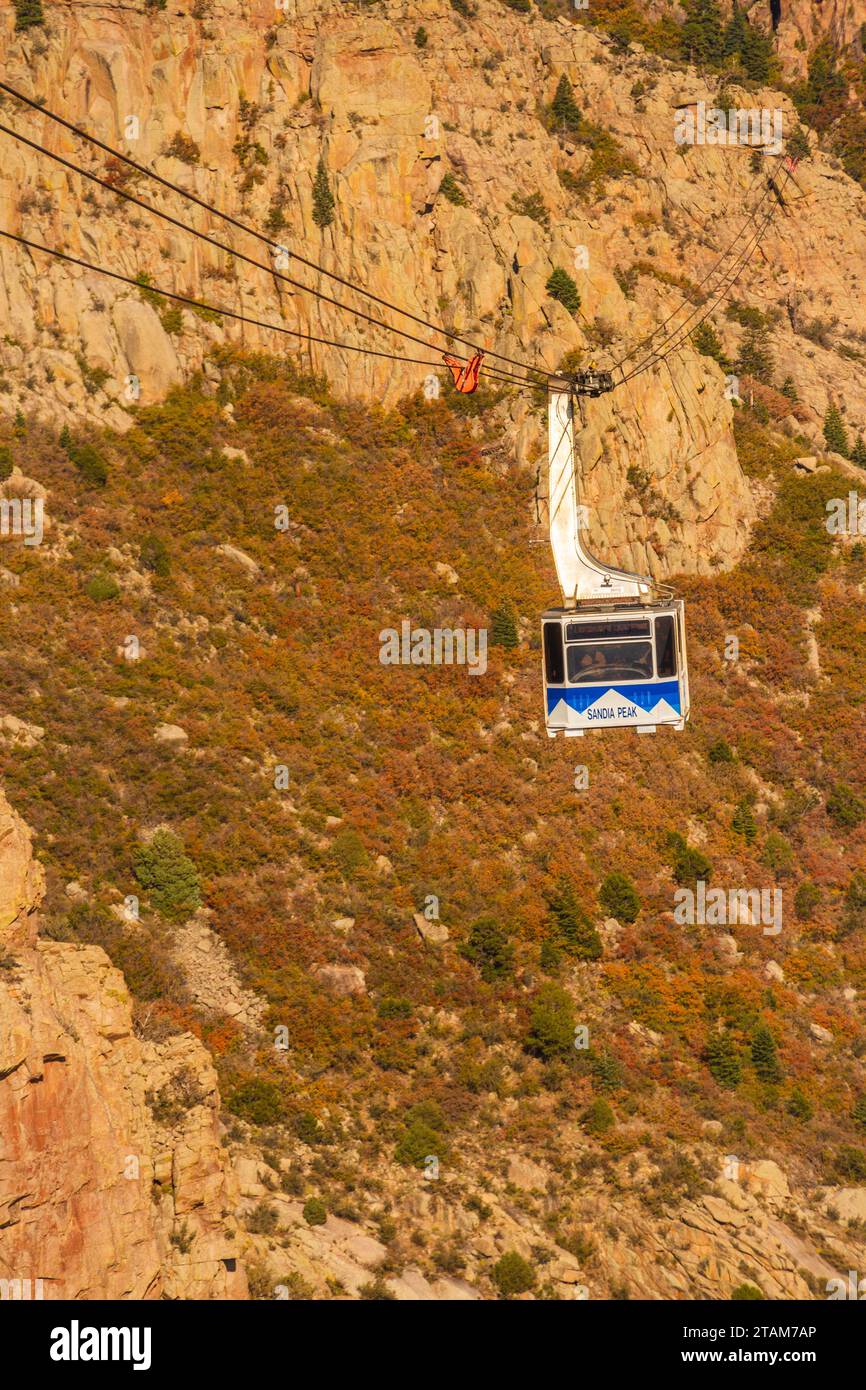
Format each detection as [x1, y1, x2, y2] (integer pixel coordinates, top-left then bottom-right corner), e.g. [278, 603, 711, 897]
[508, 192, 549, 229]
[0, 445, 13, 481]
[524, 983, 576, 1060]
[414, 25, 428, 46]
[833, 1146, 866, 1182]
[546, 267, 581, 317]
[247, 1202, 279, 1235]
[826, 783, 865, 828]
[491, 1251, 535, 1298]
[841, 870, 866, 937]
[330, 828, 368, 876]
[60, 427, 108, 486]
[140, 534, 171, 577]
[794, 880, 821, 922]
[302, 1197, 327, 1227]
[14, 0, 44, 30]
[85, 573, 120, 602]
[787, 1088, 813, 1121]
[731, 1283, 764, 1301]
[133, 829, 202, 921]
[599, 872, 640, 924]
[590, 1050, 624, 1093]
[736, 327, 774, 384]
[394, 1103, 448, 1169]
[377, 996, 413, 1020]
[852, 1095, 866, 1131]
[459, 917, 514, 982]
[439, 172, 466, 206]
[693, 321, 728, 366]
[293, 1111, 323, 1144]
[358, 1276, 396, 1300]
[668, 832, 712, 887]
[582, 1097, 614, 1134]
[164, 133, 200, 165]
[762, 831, 793, 876]
[539, 939, 561, 972]
[681, 0, 724, 65]
[160, 305, 184, 335]
[708, 738, 734, 764]
[226, 1077, 284, 1125]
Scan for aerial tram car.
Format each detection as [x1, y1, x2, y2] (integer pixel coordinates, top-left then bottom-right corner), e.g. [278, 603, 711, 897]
[542, 384, 690, 737]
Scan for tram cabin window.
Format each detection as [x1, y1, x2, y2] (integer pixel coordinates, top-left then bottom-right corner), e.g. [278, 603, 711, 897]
[655, 615, 677, 678]
[543, 623, 565, 684]
[566, 640, 654, 683]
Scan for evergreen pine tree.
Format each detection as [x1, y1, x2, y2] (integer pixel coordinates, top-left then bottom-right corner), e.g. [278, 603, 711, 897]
[312, 157, 335, 228]
[693, 320, 727, 365]
[546, 877, 602, 960]
[133, 830, 202, 921]
[681, 0, 724, 67]
[780, 375, 799, 401]
[736, 327, 774, 383]
[706, 1032, 741, 1088]
[546, 267, 581, 316]
[751, 1024, 783, 1083]
[804, 40, 847, 131]
[732, 799, 757, 842]
[721, 1, 747, 59]
[853, 1094, 866, 1130]
[787, 125, 810, 161]
[490, 601, 519, 649]
[851, 434, 866, 468]
[740, 22, 772, 82]
[550, 75, 582, 132]
[823, 402, 849, 456]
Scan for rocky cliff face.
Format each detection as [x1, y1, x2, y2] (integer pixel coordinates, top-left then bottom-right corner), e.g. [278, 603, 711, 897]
[0, 788, 246, 1299]
[760, 0, 866, 77]
[5, 0, 866, 579]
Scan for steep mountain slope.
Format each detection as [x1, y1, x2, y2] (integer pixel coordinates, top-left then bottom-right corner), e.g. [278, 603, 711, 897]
[2, 0, 866, 1301]
[1, 356, 866, 1299]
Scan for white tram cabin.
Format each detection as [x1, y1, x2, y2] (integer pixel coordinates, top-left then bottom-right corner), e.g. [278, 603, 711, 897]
[542, 600, 690, 736]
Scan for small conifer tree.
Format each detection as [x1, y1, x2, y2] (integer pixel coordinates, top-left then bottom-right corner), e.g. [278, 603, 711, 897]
[312, 157, 335, 228]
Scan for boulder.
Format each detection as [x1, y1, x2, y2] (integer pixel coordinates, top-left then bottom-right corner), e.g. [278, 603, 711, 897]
[413, 911, 449, 946]
[153, 723, 189, 745]
[313, 963, 367, 997]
